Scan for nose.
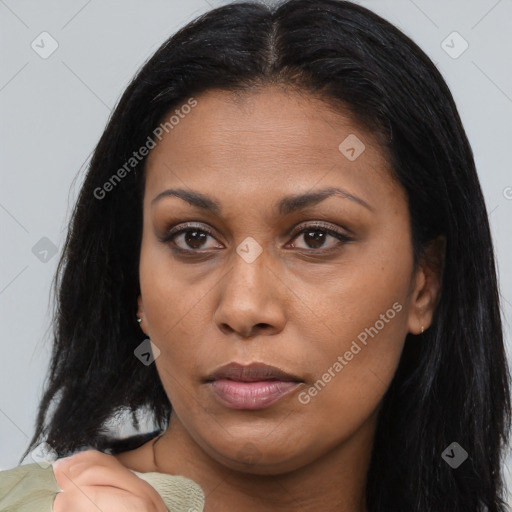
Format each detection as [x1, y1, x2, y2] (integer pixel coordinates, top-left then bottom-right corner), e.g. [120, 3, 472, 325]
[213, 247, 287, 338]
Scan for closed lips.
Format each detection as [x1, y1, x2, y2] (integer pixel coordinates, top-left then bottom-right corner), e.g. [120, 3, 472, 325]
[205, 363, 304, 410]
[205, 362, 303, 383]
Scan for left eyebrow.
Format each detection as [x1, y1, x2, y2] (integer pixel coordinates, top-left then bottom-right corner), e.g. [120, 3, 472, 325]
[277, 187, 374, 215]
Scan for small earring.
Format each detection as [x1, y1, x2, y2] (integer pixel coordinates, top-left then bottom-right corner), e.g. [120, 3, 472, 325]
[137, 317, 142, 324]
[421, 325, 424, 334]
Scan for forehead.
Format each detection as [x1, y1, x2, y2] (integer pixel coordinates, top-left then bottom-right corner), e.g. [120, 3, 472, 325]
[144, 87, 397, 212]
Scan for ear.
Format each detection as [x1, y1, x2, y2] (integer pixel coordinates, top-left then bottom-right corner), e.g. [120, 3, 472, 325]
[407, 235, 446, 335]
[137, 294, 148, 334]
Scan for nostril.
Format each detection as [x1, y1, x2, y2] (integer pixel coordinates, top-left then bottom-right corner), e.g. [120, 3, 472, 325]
[255, 323, 271, 330]
[219, 323, 235, 334]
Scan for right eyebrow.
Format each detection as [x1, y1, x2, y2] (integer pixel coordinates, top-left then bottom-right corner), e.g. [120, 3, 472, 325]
[151, 188, 221, 215]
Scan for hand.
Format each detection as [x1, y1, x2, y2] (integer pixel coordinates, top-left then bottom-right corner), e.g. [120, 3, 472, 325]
[52, 449, 167, 512]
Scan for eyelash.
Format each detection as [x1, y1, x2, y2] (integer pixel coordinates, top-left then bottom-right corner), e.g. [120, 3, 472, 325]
[161, 221, 352, 255]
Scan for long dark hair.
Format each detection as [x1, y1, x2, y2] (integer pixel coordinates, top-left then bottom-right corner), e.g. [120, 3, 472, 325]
[24, 1, 510, 510]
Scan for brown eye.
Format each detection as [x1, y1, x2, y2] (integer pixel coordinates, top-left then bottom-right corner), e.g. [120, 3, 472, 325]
[163, 223, 223, 251]
[301, 230, 328, 249]
[179, 229, 210, 249]
[288, 223, 352, 250]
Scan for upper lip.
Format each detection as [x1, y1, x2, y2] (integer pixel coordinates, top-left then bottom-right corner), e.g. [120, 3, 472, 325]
[205, 363, 303, 383]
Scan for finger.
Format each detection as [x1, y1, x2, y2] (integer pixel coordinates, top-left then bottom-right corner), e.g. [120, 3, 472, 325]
[56, 456, 150, 494]
[53, 485, 151, 512]
[53, 450, 167, 512]
[53, 450, 133, 489]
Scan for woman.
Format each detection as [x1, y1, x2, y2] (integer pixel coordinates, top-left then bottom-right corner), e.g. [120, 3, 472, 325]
[1, 0, 510, 511]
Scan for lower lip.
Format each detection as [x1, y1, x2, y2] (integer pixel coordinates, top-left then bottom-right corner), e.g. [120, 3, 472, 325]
[209, 379, 301, 410]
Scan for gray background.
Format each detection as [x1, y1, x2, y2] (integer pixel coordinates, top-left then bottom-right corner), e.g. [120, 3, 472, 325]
[1, 0, 511, 504]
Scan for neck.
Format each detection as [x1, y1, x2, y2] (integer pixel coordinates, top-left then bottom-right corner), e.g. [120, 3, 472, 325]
[152, 413, 375, 512]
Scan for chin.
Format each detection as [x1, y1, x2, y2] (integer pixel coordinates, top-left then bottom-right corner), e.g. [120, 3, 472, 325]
[206, 438, 315, 476]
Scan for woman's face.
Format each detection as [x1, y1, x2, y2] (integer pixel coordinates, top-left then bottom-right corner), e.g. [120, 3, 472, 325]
[138, 87, 433, 474]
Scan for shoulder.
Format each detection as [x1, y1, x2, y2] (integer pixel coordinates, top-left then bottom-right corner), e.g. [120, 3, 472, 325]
[0, 462, 59, 512]
[109, 433, 205, 511]
[0, 460, 205, 512]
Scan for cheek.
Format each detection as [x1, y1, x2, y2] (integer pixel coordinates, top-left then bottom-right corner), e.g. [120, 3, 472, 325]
[138, 241, 204, 382]
[139, 233, 209, 339]
[138, 238, 230, 406]
[292, 241, 412, 433]
[292, 297, 407, 445]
